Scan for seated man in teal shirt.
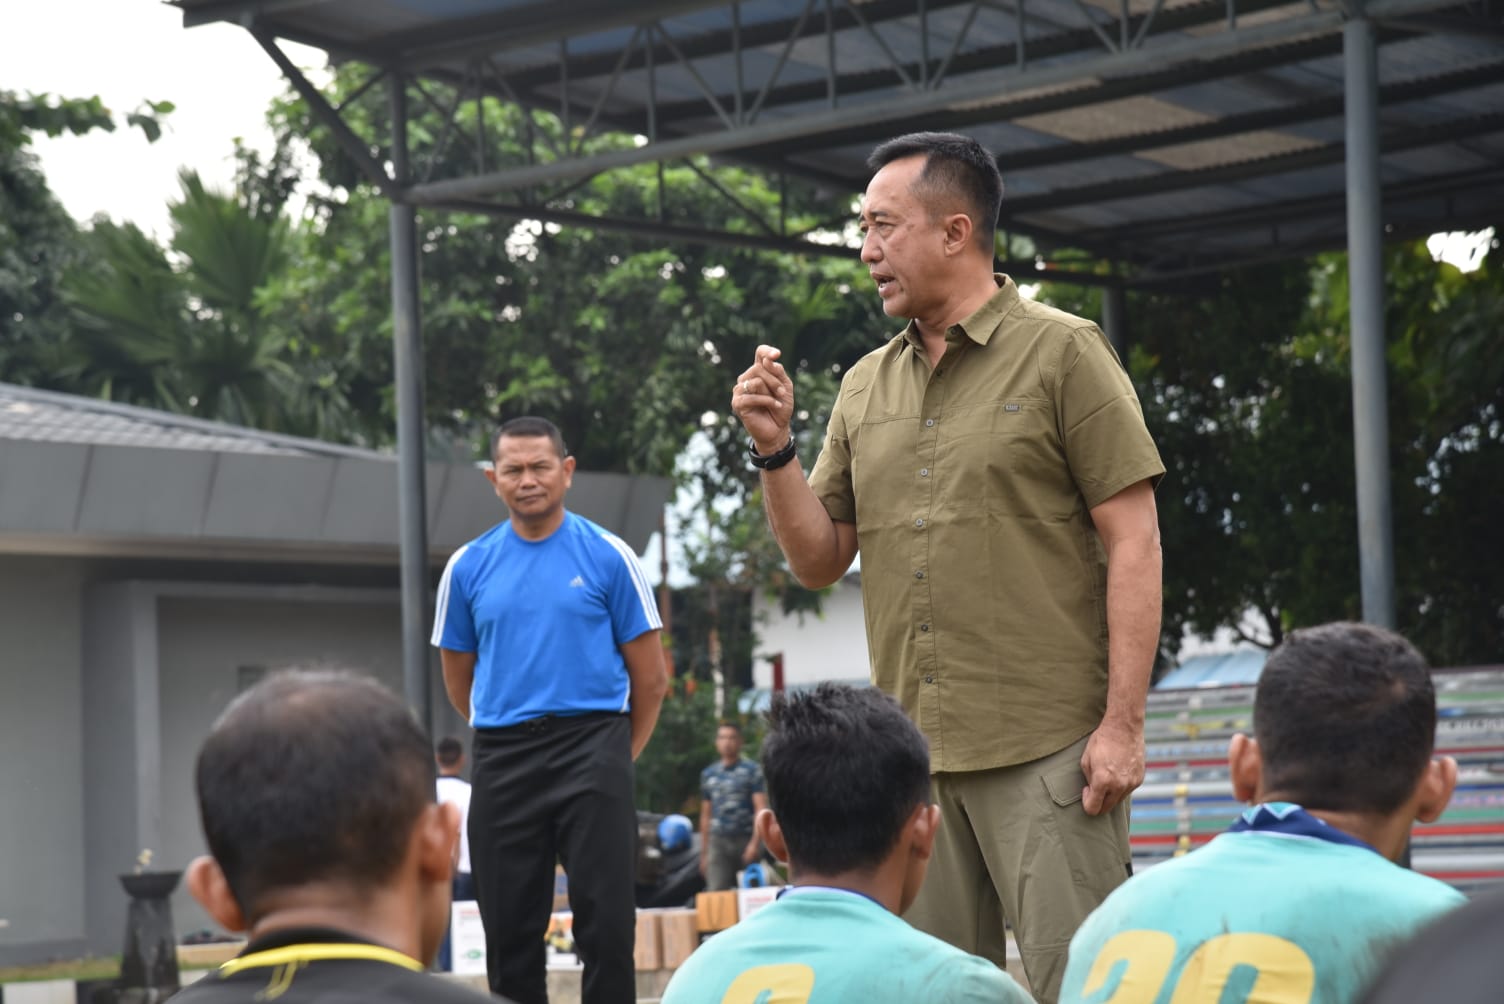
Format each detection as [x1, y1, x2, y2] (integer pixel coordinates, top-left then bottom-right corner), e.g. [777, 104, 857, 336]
[1061, 622, 1465, 1004]
[663, 683, 1032, 1004]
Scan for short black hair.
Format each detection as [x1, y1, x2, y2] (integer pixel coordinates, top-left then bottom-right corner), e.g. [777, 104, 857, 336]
[1254, 622, 1436, 815]
[760, 683, 930, 876]
[717, 721, 742, 736]
[491, 416, 567, 462]
[436, 736, 464, 767]
[195, 670, 435, 919]
[866, 132, 1003, 251]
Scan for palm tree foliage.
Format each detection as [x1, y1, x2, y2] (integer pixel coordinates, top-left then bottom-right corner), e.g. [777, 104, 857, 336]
[56, 169, 360, 438]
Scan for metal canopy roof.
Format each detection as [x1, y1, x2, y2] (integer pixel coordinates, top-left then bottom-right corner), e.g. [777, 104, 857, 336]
[175, 0, 1504, 281]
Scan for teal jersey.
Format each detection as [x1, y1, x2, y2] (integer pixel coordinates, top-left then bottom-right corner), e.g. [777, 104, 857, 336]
[662, 889, 1031, 1004]
[1061, 808, 1466, 1004]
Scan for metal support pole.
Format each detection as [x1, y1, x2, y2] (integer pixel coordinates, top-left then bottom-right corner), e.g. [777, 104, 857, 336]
[389, 74, 434, 727]
[1343, 14, 1396, 628]
[1102, 282, 1129, 363]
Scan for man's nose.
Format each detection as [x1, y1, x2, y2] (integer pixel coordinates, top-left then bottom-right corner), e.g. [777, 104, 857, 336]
[860, 230, 880, 263]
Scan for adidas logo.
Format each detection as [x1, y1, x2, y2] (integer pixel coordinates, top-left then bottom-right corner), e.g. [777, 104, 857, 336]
[569, 575, 585, 588]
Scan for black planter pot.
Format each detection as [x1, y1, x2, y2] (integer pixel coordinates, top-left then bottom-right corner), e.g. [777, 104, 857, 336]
[116, 870, 182, 1001]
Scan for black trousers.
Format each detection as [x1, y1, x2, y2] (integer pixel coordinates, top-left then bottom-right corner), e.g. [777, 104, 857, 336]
[470, 712, 637, 1004]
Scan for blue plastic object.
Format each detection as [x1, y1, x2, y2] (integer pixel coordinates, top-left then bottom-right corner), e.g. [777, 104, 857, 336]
[741, 863, 767, 888]
[658, 813, 693, 852]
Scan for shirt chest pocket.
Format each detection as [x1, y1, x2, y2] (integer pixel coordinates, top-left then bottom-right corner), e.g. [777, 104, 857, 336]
[939, 398, 1072, 513]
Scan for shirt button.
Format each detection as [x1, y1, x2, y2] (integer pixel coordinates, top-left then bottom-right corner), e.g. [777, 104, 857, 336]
[925, 418, 935, 427]
[920, 624, 930, 632]
[920, 468, 929, 477]
[914, 570, 925, 579]
[924, 675, 935, 684]
[915, 518, 925, 528]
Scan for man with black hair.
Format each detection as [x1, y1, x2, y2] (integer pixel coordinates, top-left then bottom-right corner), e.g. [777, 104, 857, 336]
[732, 130, 1163, 1001]
[662, 683, 1032, 1003]
[1061, 622, 1465, 1003]
[698, 721, 768, 891]
[432, 415, 668, 1004]
[176, 670, 500, 1002]
[435, 736, 474, 972]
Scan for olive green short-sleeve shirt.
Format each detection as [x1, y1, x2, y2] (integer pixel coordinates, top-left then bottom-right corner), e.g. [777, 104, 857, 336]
[807, 275, 1165, 772]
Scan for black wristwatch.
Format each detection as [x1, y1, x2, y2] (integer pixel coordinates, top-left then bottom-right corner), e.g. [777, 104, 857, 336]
[748, 436, 798, 471]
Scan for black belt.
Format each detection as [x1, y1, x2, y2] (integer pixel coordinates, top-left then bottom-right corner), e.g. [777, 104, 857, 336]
[479, 710, 625, 736]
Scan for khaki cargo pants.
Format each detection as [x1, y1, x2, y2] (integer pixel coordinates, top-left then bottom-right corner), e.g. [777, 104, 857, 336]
[902, 733, 1132, 1004]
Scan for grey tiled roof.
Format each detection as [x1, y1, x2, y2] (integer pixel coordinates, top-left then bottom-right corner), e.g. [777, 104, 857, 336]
[0, 383, 379, 460]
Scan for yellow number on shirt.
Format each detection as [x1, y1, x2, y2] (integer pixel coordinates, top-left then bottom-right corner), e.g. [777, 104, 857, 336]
[1080, 930, 1178, 1001]
[1082, 930, 1315, 1003]
[1170, 934, 1315, 1003]
[721, 963, 817, 1004]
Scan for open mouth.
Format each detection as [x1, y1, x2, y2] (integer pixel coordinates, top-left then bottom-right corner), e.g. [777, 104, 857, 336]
[872, 273, 896, 295]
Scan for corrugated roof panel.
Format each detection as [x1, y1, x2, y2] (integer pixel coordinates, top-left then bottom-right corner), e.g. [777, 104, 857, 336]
[1014, 95, 1215, 143]
[1380, 30, 1504, 70]
[1139, 129, 1323, 169]
[1155, 649, 1268, 689]
[1010, 154, 1171, 195]
[1386, 142, 1503, 177]
[1406, 79, 1504, 119]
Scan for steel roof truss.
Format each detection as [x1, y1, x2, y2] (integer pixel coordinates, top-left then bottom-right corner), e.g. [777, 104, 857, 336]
[410, 1, 1432, 203]
[747, 0, 818, 122]
[251, 28, 397, 199]
[644, 0, 1307, 131]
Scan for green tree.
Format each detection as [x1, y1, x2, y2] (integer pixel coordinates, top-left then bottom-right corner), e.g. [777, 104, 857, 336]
[1080, 234, 1504, 668]
[633, 676, 765, 815]
[252, 70, 879, 480]
[59, 169, 334, 433]
[0, 91, 169, 386]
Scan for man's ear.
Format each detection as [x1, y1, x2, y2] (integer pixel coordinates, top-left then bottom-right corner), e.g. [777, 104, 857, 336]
[942, 213, 974, 256]
[1228, 733, 1262, 804]
[754, 809, 788, 864]
[417, 802, 461, 882]
[483, 465, 502, 497]
[1414, 755, 1459, 824]
[186, 856, 247, 934]
[908, 803, 941, 863]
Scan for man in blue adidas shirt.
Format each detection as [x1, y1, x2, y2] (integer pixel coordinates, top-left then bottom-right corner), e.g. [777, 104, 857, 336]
[432, 416, 668, 1004]
[1060, 622, 1464, 1004]
[663, 683, 1033, 1003]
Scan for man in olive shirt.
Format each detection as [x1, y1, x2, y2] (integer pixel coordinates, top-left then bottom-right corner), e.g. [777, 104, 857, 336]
[731, 132, 1164, 1003]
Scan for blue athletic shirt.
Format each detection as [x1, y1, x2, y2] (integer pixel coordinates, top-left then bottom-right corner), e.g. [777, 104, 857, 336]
[1060, 802, 1466, 1004]
[430, 511, 661, 728]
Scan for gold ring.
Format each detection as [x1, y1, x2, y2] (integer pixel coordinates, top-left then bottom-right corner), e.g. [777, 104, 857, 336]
[743, 381, 752, 393]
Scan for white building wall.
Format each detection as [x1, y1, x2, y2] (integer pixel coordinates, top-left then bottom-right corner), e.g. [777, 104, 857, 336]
[0, 557, 90, 962]
[751, 575, 871, 689]
[156, 595, 407, 939]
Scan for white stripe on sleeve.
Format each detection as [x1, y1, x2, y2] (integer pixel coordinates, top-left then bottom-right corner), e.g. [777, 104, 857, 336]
[430, 544, 469, 646]
[601, 532, 663, 630]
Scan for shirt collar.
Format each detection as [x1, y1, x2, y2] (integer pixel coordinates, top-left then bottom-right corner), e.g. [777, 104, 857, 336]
[1227, 801, 1381, 855]
[775, 884, 886, 910]
[900, 273, 1020, 353]
[220, 927, 423, 977]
